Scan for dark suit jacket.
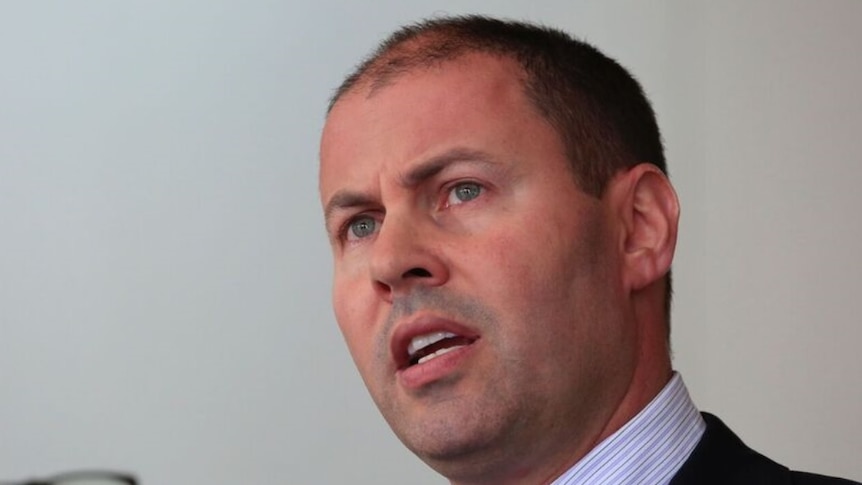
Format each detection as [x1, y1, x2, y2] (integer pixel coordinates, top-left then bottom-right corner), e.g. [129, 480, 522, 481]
[670, 413, 859, 485]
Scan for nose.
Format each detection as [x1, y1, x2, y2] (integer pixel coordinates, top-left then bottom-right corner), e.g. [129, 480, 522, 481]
[369, 214, 449, 302]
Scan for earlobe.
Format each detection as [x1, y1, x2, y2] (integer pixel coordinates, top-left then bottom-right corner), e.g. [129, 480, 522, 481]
[613, 164, 680, 291]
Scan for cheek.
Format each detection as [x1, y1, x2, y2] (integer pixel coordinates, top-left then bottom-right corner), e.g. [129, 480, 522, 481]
[332, 256, 374, 319]
[475, 219, 589, 299]
[471, 211, 613, 338]
[332, 270, 374, 362]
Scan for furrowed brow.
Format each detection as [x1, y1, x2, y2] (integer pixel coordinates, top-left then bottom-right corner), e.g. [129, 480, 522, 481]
[400, 148, 497, 188]
[323, 191, 376, 232]
[323, 148, 498, 233]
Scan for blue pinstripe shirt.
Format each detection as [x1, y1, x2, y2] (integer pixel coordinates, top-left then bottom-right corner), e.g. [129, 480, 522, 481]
[550, 373, 705, 485]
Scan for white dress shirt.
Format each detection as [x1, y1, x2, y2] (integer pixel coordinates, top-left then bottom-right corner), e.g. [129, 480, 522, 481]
[550, 373, 705, 485]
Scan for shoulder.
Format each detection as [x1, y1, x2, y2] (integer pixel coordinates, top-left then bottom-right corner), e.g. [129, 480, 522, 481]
[791, 471, 861, 485]
[670, 413, 859, 485]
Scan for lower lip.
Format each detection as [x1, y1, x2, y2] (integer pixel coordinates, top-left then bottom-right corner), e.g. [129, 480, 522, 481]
[396, 342, 476, 390]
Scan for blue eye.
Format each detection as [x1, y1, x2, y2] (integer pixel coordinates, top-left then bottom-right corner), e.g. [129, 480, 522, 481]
[448, 182, 482, 205]
[347, 216, 377, 240]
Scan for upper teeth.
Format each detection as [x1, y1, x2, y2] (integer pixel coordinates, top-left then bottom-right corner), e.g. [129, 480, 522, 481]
[408, 331, 456, 357]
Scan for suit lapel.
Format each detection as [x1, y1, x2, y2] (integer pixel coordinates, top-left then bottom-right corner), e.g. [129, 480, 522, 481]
[669, 413, 791, 485]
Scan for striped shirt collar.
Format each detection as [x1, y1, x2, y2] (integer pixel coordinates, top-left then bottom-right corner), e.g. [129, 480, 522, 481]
[550, 373, 705, 485]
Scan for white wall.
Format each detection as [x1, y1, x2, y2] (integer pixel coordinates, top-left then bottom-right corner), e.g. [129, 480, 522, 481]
[1, 1, 859, 483]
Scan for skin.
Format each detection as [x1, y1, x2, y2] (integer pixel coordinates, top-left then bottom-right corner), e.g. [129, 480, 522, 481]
[320, 53, 680, 485]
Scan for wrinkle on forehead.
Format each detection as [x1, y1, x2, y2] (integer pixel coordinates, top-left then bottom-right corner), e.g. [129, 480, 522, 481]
[320, 54, 534, 197]
[336, 51, 529, 113]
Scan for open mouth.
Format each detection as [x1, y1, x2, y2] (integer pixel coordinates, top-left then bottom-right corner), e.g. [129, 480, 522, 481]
[406, 331, 476, 366]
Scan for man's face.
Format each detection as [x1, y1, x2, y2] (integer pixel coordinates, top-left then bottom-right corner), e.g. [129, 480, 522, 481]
[319, 55, 637, 477]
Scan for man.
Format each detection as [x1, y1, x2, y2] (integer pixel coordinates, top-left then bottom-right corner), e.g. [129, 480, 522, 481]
[318, 15, 858, 485]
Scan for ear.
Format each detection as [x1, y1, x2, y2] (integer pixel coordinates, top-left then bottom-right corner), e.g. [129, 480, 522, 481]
[607, 163, 680, 292]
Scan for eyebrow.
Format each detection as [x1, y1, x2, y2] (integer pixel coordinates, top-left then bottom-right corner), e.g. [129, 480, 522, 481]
[323, 147, 498, 229]
[400, 147, 496, 187]
[323, 191, 376, 231]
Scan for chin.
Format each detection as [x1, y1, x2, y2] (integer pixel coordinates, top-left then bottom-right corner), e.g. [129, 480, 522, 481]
[392, 401, 521, 476]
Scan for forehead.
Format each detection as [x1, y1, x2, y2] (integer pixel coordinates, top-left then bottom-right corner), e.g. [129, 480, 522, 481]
[318, 54, 561, 199]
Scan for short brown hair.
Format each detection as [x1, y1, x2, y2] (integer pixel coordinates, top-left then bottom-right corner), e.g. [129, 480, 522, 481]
[328, 15, 667, 197]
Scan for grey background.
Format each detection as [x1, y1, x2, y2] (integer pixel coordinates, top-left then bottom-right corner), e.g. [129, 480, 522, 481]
[1, 1, 860, 483]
